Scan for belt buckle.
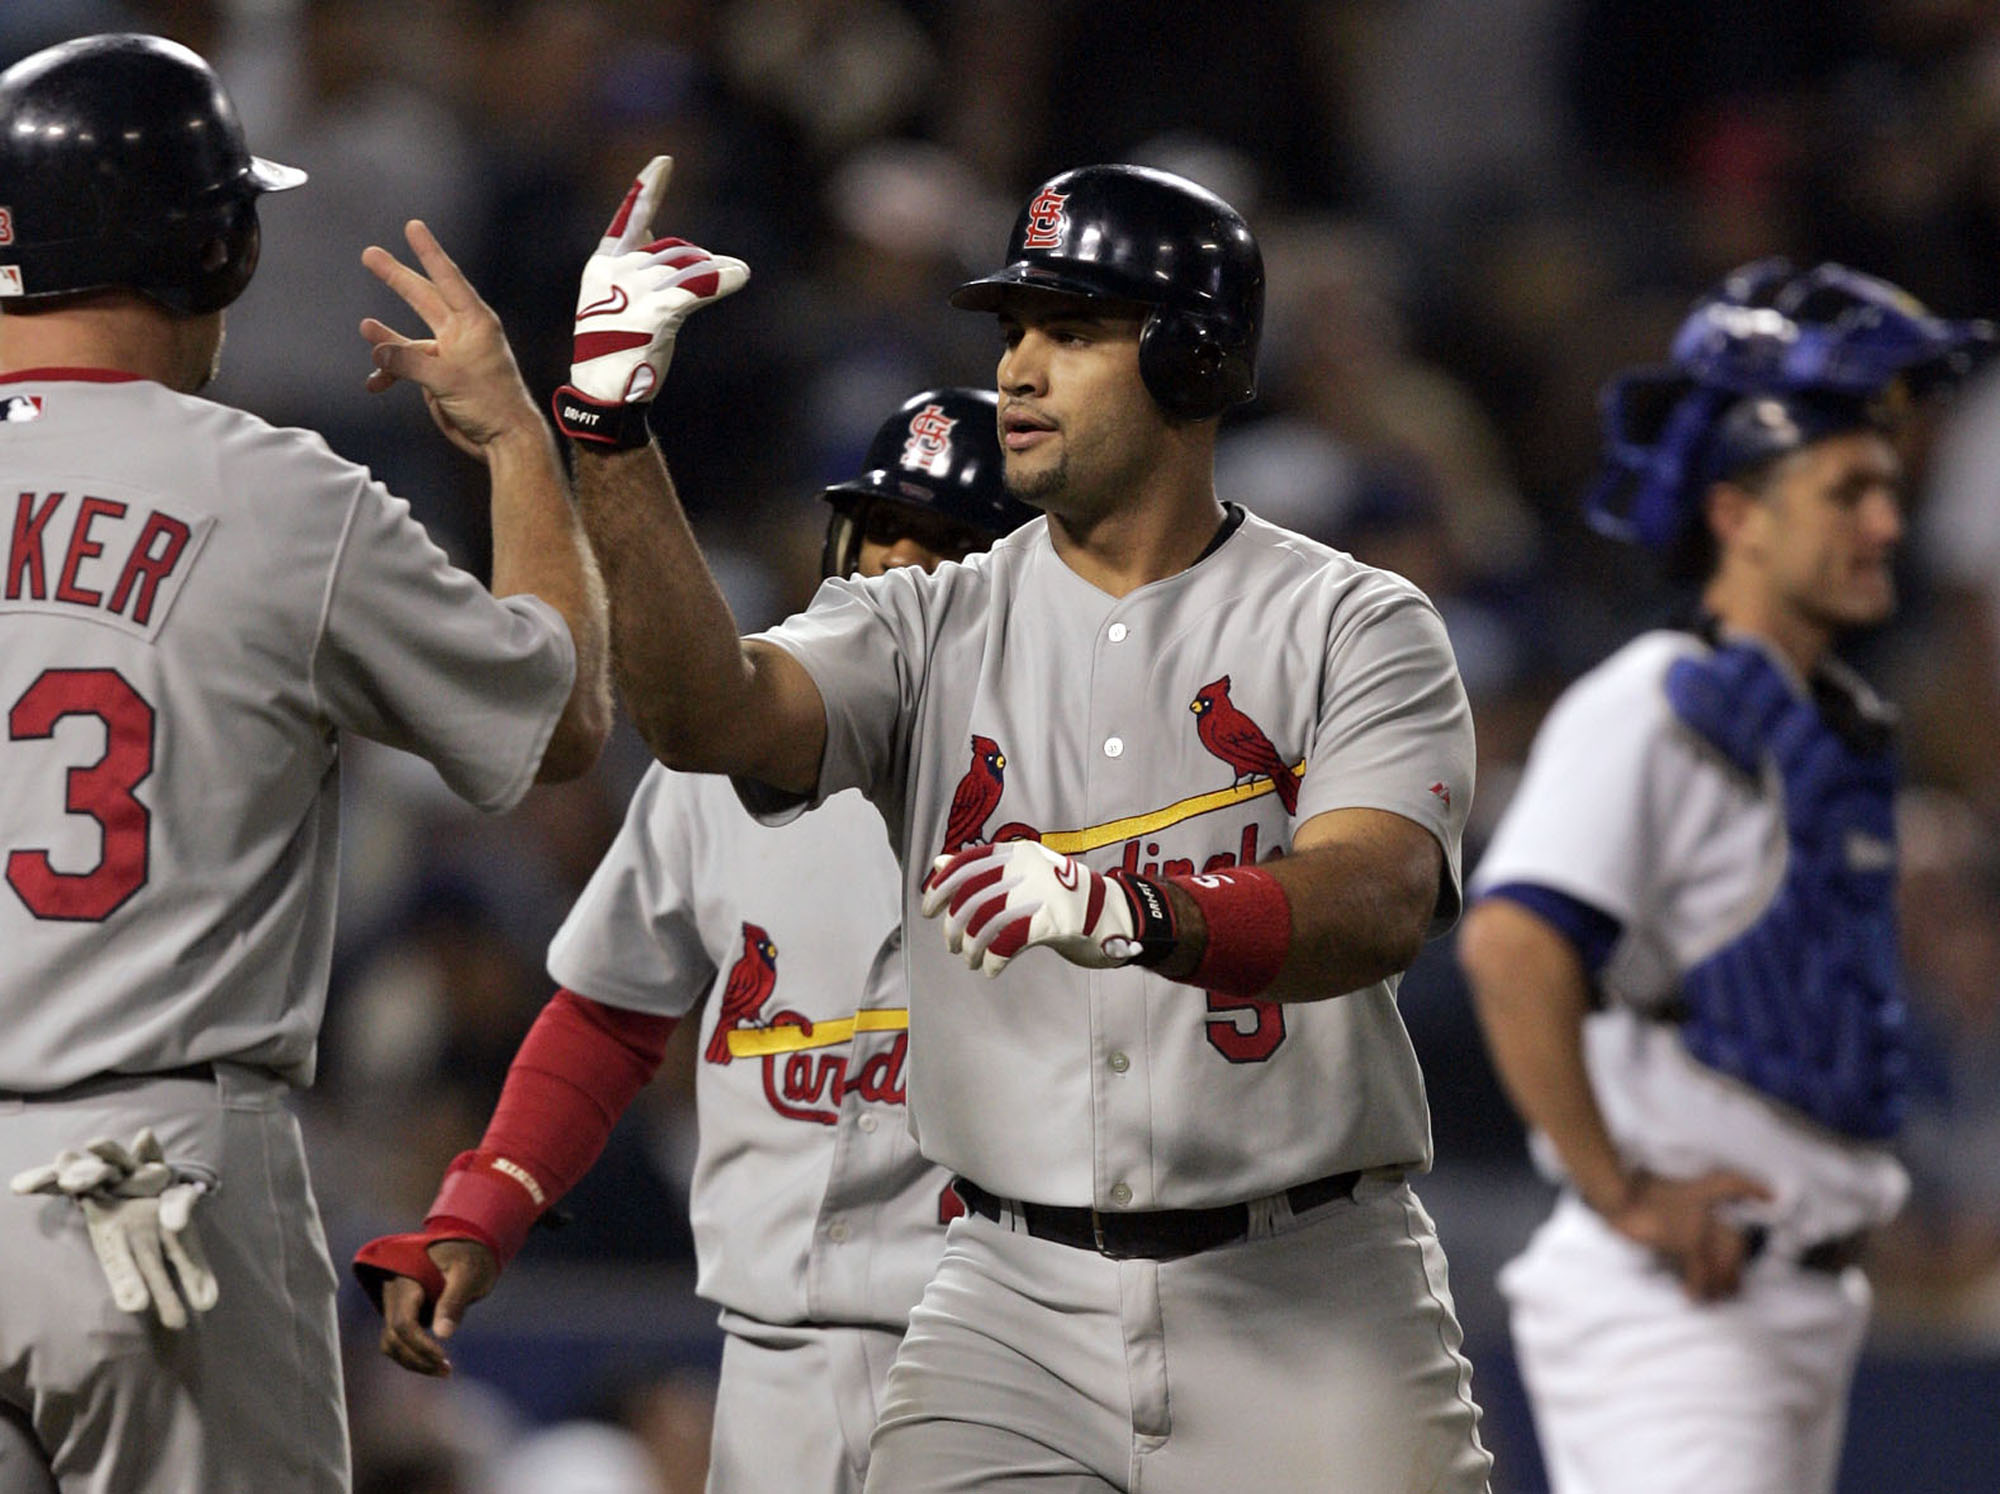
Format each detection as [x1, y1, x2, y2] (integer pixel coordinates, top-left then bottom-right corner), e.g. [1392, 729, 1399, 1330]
[1090, 1208, 1146, 1260]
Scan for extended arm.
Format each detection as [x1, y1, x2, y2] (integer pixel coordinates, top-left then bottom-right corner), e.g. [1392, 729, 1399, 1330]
[574, 443, 826, 791]
[360, 220, 611, 781]
[552, 157, 825, 791]
[1457, 895, 1771, 1300]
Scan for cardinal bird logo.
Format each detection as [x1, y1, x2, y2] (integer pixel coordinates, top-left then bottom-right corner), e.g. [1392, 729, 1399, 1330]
[706, 922, 780, 1065]
[941, 734, 1007, 855]
[1190, 676, 1299, 815]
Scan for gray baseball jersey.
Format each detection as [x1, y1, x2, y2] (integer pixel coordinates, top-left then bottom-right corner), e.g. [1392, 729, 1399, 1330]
[0, 369, 572, 1494]
[0, 372, 573, 1093]
[545, 767, 955, 1329]
[752, 509, 1476, 1209]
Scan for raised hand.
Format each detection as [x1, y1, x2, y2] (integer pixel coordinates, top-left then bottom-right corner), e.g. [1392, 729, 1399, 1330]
[359, 219, 540, 460]
[552, 155, 750, 447]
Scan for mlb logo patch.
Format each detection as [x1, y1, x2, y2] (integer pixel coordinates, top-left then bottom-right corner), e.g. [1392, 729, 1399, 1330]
[0, 265, 21, 296]
[1, 395, 44, 422]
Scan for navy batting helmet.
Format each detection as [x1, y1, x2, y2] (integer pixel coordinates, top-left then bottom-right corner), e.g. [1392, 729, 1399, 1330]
[1585, 259, 1995, 555]
[820, 388, 1037, 577]
[950, 164, 1264, 422]
[0, 34, 304, 314]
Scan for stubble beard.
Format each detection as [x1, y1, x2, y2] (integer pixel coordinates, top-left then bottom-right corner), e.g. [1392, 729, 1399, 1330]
[1004, 449, 1068, 510]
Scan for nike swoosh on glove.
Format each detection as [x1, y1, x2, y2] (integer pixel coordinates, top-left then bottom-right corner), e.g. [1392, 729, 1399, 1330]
[922, 840, 1144, 977]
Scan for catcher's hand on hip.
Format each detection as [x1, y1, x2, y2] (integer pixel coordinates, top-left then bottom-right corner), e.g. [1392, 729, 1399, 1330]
[556, 155, 748, 429]
[923, 841, 1143, 977]
[11, 1127, 219, 1330]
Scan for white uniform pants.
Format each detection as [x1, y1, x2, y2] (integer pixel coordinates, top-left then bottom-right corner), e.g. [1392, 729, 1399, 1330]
[0, 1065, 348, 1494]
[1501, 1194, 1871, 1494]
[864, 1175, 1492, 1493]
[707, 1314, 905, 1494]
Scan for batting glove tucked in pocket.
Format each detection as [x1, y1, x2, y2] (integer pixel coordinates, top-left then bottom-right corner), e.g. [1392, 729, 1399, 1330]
[923, 841, 1147, 977]
[11, 1127, 219, 1330]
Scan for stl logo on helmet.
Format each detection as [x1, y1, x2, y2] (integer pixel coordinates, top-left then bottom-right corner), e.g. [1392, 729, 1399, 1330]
[901, 404, 957, 478]
[0, 208, 13, 246]
[1021, 188, 1068, 250]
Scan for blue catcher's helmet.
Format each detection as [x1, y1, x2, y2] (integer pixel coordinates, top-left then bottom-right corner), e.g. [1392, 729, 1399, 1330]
[1584, 259, 1996, 555]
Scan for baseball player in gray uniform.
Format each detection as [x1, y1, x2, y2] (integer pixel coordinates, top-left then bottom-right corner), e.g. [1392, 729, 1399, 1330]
[1457, 261, 1993, 1494]
[552, 157, 1493, 1490]
[352, 385, 1036, 1494]
[0, 34, 609, 1494]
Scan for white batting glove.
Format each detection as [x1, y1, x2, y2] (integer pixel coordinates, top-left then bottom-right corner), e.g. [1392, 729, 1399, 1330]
[552, 156, 748, 447]
[922, 841, 1151, 977]
[11, 1127, 218, 1331]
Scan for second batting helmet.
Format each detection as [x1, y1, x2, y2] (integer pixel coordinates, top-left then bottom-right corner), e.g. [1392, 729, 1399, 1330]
[821, 388, 1037, 577]
[0, 33, 305, 314]
[1585, 258, 1995, 556]
[950, 165, 1264, 422]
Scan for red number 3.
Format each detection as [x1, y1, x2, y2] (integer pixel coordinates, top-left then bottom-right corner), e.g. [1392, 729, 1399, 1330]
[6, 669, 155, 921]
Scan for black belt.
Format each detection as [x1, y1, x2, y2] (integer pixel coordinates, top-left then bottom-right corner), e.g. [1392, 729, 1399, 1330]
[952, 1170, 1364, 1262]
[1743, 1225, 1869, 1274]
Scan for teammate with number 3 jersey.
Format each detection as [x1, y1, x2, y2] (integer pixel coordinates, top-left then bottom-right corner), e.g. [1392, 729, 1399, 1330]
[0, 34, 608, 1494]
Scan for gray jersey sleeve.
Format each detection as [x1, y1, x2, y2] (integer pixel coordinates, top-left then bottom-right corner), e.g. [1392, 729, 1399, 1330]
[311, 476, 574, 812]
[546, 766, 717, 1016]
[1296, 580, 1477, 928]
[748, 566, 941, 832]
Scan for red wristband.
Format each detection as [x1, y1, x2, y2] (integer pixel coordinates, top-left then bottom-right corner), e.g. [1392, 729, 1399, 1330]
[1168, 864, 1292, 997]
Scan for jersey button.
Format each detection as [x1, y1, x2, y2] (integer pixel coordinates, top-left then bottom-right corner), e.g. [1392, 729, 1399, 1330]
[1108, 622, 1129, 643]
[1104, 736, 1124, 758]
[1108, 1050, 1130, 1073]
[828, 1219, 850, 1243]
[1109, 1182, 1133, 1207]
[858, 1112, 879, 1133]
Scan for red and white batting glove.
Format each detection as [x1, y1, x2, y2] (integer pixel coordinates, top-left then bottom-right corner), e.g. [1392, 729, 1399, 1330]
[551, 155, 749, 448]
[922, 841, 1173, 977]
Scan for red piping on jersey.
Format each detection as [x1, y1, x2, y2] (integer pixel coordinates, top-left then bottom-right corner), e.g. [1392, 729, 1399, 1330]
[0, 367, 144, 384]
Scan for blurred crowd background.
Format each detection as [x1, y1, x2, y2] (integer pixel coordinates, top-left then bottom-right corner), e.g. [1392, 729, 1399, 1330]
[10, 0, 2000, 1489]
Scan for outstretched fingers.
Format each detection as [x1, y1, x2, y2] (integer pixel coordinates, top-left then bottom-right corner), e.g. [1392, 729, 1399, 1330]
[400, 219, 482, 316]
[360, 220, 471, 332]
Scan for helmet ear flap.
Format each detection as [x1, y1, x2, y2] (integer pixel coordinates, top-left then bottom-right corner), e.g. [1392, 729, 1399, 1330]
[822, 508, 861, 580]
[1139, 309, 1253, 422]
[176, 202, 261, 315]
